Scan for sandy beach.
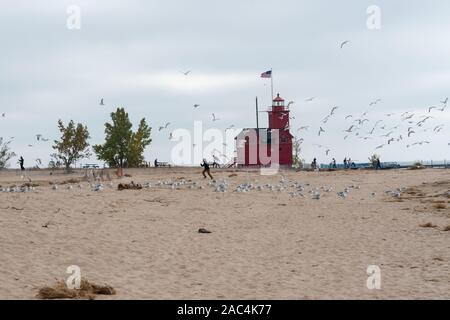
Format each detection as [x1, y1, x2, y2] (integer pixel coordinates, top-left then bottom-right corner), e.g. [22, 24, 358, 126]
[0, 167, 449, 299]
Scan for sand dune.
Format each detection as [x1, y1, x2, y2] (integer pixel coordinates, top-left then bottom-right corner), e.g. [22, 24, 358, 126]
[0, 168, 449, 299]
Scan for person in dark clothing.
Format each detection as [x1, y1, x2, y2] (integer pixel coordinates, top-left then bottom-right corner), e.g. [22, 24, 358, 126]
[311, 158, 317, 170]
[19, 156, 25, 171]
[154, 159, 158, 167]
[201, 159, 213, 179]
[376, 158, 381, 170]
[211, 161, 219, 168]
[343, 158, 348, 169]
[332, 158, 337, 169]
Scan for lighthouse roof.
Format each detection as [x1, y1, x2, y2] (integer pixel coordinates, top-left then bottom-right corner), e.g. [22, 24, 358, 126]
[273, 93, 284, 102]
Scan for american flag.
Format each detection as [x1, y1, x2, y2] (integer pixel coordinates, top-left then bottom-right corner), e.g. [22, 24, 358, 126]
[260, 70, 272, 78]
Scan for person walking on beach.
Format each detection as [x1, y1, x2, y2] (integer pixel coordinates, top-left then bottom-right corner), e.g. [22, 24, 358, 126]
[376, 157, 381, 170]
[332, 158, 337, 169]
[154, 158, 159, 167]
[343, 157, 348, 169]
[311, 158, 317, 170]
[19, 156, 25, 171]
[201, 159, 213, 179]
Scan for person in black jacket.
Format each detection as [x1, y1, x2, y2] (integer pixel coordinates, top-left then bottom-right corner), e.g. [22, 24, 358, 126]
[19, 156, 25, 171]
[201, 159, 213, 179]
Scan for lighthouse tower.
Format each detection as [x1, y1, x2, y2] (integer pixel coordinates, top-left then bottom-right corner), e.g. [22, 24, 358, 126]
[235, 93, 293, 167]
[268, 94, 293, 166]
[269, 93, 290, 130]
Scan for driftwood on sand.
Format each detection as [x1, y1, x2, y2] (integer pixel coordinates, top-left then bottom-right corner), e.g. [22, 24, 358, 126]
[117, 181, 143, 190]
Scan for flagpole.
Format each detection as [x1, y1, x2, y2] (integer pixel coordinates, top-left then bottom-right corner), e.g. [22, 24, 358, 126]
[270, 68, 274, 102]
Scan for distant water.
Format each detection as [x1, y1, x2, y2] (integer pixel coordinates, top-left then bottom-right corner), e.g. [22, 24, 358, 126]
[318, 160, 449, 169]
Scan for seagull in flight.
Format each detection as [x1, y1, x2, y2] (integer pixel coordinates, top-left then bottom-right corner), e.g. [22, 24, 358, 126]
[158, 122, 170, 131]
[286, 101, 295, 108]
[298, 126, 309, 131]
[329, 106, 339, 116]
[344, 125, 354, 133]
[322, 115, 331, 124]
[441, 97, 448, 105]
[180, 70, 192, 76]
[36, 134, 42, 141]
[99, 98, 105, 106]
[417, 116, 432, 126]
[428, 106, 438, 113]
[305, 97, 315, 102]
[345, 115, 353, 120]
[318, 127, 325, 136]
[369, 99, 382, 106]
[278, 113, 288, 120]
[340, 40, 350, 49]
[193, 104, 200, 108]
[212, 113, 221, 122]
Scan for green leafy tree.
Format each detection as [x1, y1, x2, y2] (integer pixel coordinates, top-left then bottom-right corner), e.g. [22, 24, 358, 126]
[52, 120, 91, 171]
[0, 137, 16, 169]
[93, 108, 152, 168]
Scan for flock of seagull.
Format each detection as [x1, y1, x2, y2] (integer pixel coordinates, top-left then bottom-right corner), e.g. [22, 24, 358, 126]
[296, 94, 449, 158]
[1, 173, 414, 205]
[1, 42, 449, 167]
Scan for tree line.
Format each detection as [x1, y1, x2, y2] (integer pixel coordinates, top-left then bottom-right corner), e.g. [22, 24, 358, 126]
[0, 108, 152, 170]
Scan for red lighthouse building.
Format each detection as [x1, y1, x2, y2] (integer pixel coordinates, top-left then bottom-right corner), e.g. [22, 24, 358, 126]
[236, 94, 293, 167]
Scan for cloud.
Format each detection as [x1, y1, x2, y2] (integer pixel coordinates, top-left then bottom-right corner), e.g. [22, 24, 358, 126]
[115, 72, 256, 94]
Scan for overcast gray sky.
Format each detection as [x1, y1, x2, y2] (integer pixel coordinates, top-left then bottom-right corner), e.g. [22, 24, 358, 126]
[0, 0, 449, 168]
